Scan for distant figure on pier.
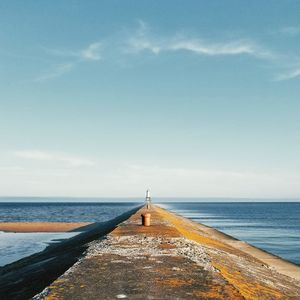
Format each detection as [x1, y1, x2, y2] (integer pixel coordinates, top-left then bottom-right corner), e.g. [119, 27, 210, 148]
[145, 189, 151, 209]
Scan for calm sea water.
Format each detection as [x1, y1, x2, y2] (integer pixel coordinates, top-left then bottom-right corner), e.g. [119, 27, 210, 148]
[158, 202, 300, 265]
[1, 201, 299, 266]
[0, 202, 139, 222]
[0, 232, 79, 266]
[0, 202, 139, 266]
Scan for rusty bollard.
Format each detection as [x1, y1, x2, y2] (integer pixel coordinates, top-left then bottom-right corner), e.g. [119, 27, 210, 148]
[141, 213, 151, 226]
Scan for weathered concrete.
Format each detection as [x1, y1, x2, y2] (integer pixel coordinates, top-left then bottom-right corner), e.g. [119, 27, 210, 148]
[37, 205, 300, 300]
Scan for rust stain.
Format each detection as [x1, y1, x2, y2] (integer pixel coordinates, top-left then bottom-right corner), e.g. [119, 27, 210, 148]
[158, 243, 176, 249]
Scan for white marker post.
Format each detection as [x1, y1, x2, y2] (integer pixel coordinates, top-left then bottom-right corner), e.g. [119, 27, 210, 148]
[146, 189, 151, 209]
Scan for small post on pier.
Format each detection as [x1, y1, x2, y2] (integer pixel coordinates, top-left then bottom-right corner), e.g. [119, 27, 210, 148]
[146, 189, 151, 209]
[141, 213, 151, 226]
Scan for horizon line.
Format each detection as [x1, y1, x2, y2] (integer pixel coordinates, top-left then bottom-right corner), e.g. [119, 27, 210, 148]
[0, 196, 300, 202]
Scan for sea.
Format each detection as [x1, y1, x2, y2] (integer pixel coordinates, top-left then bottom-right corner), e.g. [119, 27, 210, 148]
[0, 201, 139, 266]
[159, 202, 300, 265]
[0, 200, 299, 267]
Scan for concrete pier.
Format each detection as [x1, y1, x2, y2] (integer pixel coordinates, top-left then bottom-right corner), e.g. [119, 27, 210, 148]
[38, 205, 300, 299]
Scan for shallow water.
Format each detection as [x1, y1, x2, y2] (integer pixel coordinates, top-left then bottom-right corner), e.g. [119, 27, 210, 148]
[158, 202, 300, 265]
[0, 231, 79, 266]
[0, 201, 140, 266]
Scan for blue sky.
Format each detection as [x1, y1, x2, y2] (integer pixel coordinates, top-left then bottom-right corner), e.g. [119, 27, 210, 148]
[1, 1, 300, 198]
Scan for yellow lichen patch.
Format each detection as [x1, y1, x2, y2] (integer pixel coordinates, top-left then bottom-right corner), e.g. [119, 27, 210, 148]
[156, 278, 195, 287]
[154, 206, 287, 300]
[213, 262, 285, 300]
[112, 223, 180, 237]
[154, 206, 234, 252]
[193, 283, 244, 300]
[45, 293, 60, 300]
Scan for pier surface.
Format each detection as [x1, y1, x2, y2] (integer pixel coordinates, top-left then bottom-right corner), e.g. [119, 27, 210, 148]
[39, 205, 300, 299]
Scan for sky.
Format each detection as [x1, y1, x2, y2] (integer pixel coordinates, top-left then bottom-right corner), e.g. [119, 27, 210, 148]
[0, 1, 300, 198]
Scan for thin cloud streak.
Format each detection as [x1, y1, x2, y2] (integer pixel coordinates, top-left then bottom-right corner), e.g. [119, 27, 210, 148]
[34, 62, 74, 82]
[34, 21, 298, 82]
[43, 42, 102, 61]
[80, 42, 102, 61]
[127, 22, 274, 59]
[274, 67, 300, 81]
[169, 39, 272, 58]
[104, 163, 300, 198]
[14, 150, 96, 167]
[35, 42, 102, 81]
[1, 158, 300, 197]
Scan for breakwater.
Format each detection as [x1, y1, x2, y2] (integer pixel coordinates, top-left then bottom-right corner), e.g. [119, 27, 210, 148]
[36, 205, 300, 299]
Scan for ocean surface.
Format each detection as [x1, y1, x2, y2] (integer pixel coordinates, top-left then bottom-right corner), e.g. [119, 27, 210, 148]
[0, 202, 139, 222]
[0, 202, 139, 266]
[0, 201, 299, 267]
[0, 232, 79, 266]
[158, 202, 300, 265]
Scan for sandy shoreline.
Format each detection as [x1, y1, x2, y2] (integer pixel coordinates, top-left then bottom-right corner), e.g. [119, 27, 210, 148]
[0, 222, 92, 232]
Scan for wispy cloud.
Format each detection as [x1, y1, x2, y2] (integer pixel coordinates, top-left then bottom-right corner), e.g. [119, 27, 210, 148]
[34, 21, 299, 82]
[274, 67, 300, 81]
[126, 21, 300, 82]
[14, 150, 96, 167]
[80, 42, 102, 61]
[127, 21, 273, 59]
[35, 42, 102, 82]
[34, 62, 74, 82]
[43, 42, 102, 62]
[2, 155, 300, 197]
[169, 39, 272, 58]
[0, 166, 25, 172]
[110, 163, 300, 198]
[126, 20, 162, 54]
